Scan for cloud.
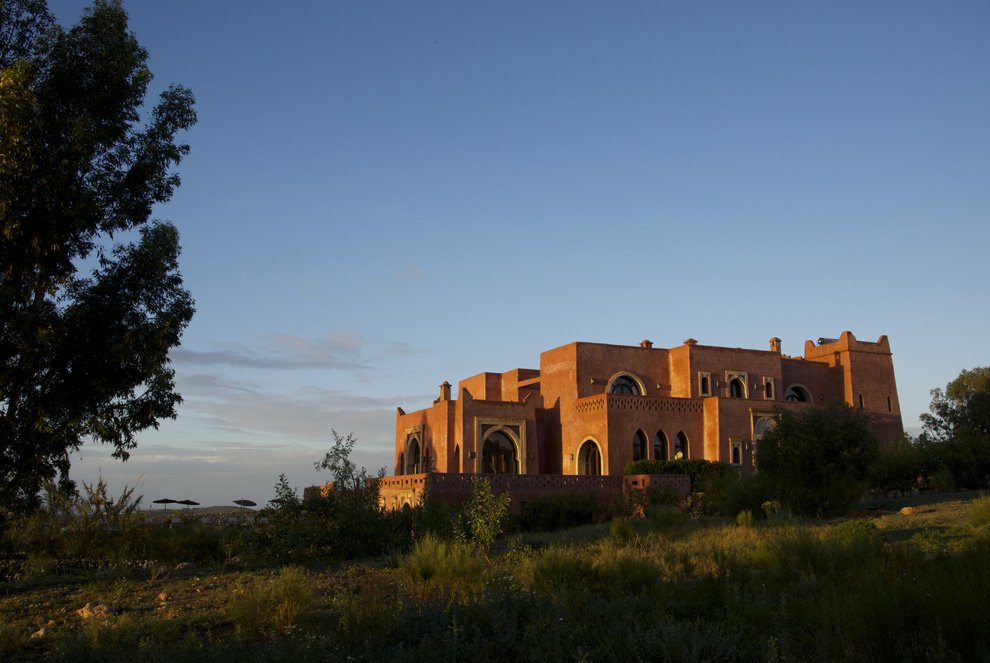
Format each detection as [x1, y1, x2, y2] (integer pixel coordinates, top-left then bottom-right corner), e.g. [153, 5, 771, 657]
[394, 264, 424, 281]
[170, 330, 372, 371]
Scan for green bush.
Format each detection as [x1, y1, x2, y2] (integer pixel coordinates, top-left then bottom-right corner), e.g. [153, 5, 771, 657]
[757, 404, 878, 516]
[736, 510, 754, 528]
[401, 534, 484, 600]
[646, 504, 688, 534]
[869, 437, 923, 493]
[454, 477, 511, 559]
[519, 491, 600, 532]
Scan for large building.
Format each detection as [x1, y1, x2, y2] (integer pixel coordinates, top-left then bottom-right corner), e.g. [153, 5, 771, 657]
[392, 331, 903, 480]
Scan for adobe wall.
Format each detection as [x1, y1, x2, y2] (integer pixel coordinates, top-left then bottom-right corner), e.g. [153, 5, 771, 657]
[395, 395, 457, 474]
[457, 388, 544, 474]
[376, 472, 692, 513]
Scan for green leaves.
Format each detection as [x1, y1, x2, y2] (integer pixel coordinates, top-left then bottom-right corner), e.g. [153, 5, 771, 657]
[0, 1, 196, 511]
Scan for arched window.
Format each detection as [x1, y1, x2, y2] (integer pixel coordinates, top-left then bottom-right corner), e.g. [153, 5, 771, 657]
[764, 379, 774, 399]
[729, 377, 746, 398]
[397, 452, 405, 476]
[731, 444, 741, 465]
[632, 430, 647, 462]
[405, 437, 421, 474]
[578, 439, 602, 476]
[608, 374, 643, 396]
[653, 431, 668, 460]
[784, 385, 811, 402]
[753, 416, 775, 440]
[454, 444, 460, 473]
[482, 430, 519, 474]
[700, 375, 711, 396]
[673, 431, 689, 459]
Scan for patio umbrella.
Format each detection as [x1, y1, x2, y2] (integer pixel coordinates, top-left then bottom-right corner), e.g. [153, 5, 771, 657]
[233, 499, 256, 509]
[153, 498, 176, 511]
[178, 499, 199, 508]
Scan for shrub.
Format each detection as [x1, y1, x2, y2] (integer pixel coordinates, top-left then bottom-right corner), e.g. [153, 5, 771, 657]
[646, 504, 688, 535]
[454, 477, 511, 559]
[757, 404, 878, 516]
[968, 496, 990, 530]
[401, 534, 484, 600]
[519, 491, 600, 532]
[869, 436, 923, 494]
[610, 519, 636, 544]
[736, 510, 753, 528]
[228, 566, 314, 637]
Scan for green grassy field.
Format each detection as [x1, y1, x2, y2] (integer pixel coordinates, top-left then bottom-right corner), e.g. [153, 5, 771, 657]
[2, 493, 989, 662]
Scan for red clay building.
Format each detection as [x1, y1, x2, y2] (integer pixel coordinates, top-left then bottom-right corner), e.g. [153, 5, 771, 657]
[392, 331, 903, 481]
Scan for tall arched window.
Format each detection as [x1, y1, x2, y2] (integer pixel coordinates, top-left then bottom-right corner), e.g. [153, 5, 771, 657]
[729, 377, 746, 398]
[653, 431, 668, 460]
[454, 444, 460, 473]
[784, 385, 811, 402]
[632, 430, 647, 462]
[405, 437, 421, 474]
[397, 452, 405, 476]
[673, 431, 689, 459]
[482, 430, 519, 474]
[578, 439, 602, 476]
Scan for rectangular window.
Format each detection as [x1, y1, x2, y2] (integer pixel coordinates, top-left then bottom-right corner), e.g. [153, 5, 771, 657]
[698, 371, 711, 397]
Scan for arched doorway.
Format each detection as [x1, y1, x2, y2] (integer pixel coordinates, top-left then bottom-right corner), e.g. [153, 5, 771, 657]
[578, 438, 602, 476]
[404, 436, 421, 474]
[482, 430, 519, 474]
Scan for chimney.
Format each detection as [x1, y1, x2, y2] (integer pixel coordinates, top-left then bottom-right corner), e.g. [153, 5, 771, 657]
[683, 338, 698, 346]
[769, 337, 781, 353]
[439, 381, 451, 401]
[639, 339, 653, 348]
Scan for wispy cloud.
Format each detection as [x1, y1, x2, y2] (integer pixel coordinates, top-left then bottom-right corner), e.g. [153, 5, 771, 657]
[171, 331, 370, 371]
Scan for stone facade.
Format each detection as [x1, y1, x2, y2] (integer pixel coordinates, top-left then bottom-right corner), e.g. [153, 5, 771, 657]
[382, 332, 902, 510]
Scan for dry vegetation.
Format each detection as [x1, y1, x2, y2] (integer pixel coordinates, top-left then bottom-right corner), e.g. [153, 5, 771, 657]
[2, 493, 989, 661]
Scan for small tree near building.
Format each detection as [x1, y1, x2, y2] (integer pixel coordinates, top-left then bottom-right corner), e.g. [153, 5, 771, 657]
[756, 404, 878, 517]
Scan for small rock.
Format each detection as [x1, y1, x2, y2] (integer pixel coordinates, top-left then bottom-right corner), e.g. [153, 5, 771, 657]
[156, 591, 171, 602]
[899, 506, 915, 516]
[174, 562, 195, 571]
[31, 626, 51, 638]
[76, 601, 114, 620]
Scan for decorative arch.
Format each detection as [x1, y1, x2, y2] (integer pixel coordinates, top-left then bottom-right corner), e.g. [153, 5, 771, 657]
[784, 384, 812, 402]
[578, 438, 602, 476]
[632, 430, 647, 462]
[653, 430, 668, 461]
[673, 431, 689, 459]
[482, 427, 519, 474]
[606, 372, 645, 396]
[729, 376, 747, 398]
[404, 436, 422, 474]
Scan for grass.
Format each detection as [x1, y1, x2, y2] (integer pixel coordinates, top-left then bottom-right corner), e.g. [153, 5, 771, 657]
[2, 495, 990, 661]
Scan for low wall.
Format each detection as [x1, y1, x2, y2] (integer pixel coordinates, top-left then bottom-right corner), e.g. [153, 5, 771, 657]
[375, 472, 691, 512]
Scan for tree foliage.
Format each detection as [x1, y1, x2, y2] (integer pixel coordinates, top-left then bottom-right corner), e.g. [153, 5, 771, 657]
[917, 367, 990, 489]
[0, 0, 196, 511]
[756, 404, 878, 516]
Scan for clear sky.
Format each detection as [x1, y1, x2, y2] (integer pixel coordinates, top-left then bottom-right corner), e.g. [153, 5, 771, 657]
[49, 1, 990, 508]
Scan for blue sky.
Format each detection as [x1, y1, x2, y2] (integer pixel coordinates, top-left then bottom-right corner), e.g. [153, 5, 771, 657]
[50, 1, 989, 507]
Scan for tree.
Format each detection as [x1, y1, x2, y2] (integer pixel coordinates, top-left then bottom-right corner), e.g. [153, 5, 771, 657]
[921, 367, 990, 443]
[918, 367, 990, 489]
[756, 404, 878, 516]
[0, 0, 196, 511]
